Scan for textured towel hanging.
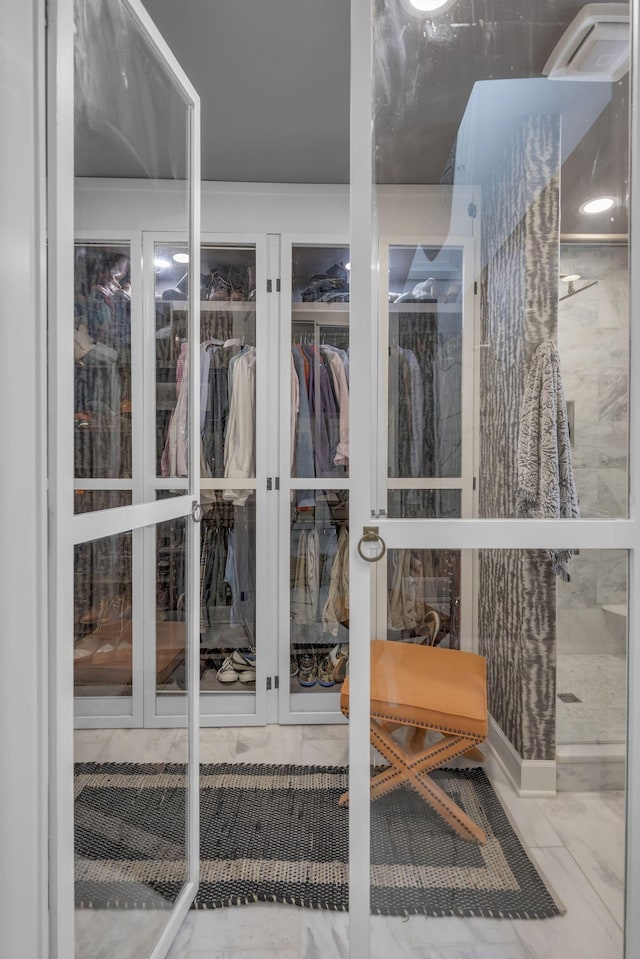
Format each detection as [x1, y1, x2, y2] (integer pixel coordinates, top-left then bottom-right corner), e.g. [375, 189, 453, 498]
[516, 339, 580, 581]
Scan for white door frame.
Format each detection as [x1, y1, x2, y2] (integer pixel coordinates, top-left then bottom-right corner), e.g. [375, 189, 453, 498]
[48, 0, 201, 955]
[348, 2, 640, 959]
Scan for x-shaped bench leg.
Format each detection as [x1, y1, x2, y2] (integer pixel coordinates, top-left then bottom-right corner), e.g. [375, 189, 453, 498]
[339, 720, 486, 844]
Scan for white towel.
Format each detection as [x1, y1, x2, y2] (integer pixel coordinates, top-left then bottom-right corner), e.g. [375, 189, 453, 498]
[516, 340, 580, 581]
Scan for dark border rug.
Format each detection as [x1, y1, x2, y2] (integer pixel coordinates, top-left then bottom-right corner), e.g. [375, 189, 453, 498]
[74, 762, 562, 919]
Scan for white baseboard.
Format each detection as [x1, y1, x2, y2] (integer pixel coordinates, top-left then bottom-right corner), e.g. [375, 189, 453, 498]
[556, 742, 625, 791]
[486, 716, 556, 796]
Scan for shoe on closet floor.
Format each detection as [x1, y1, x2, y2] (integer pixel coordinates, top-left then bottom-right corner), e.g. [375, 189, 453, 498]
[317, 653, 335, 687]
[216, 656, 240, 683]
[419, 610, 441, 646]
[231, 649, 256, 683]
[329, 643, 349, 683]
[297, 651, 317, 686]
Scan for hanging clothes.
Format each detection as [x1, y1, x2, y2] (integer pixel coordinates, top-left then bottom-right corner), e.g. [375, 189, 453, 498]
[291, 527, 320, 626]
[202, 345, 230, 478]
[160, 342, 189, 477]
[322, 346, 349, 466]
[223, 345, 256, 506]
[322, 527, 350, 637]
[291, 346, 316, 508]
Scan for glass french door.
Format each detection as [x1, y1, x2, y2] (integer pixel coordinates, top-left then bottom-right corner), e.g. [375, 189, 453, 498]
[49, 1, 201, 957]
[347, 1, 635, 957]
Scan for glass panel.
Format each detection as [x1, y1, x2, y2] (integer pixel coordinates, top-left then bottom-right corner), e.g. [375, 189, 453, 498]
[75, 0, 191, 513]
[74, 527, 188, 955]
[73, 0, 194, 954]
[374, 6, 629, 522]
[289, 489, 349, 698]
[156, 242, 257, 485]
[388, 244, 463, 479]
[154, 518, 188, 694]
[387, 488, 461, 518]
[386, 548, 460, 646]
[558, 242, 629, 518]
[74, 531, 132, 697]
[153, 497, 257, 694]
[74, 489, 132, 514]
[369, 549, 626, 954]
[74, 242, 132, 488]
[291, 245, 350, 479]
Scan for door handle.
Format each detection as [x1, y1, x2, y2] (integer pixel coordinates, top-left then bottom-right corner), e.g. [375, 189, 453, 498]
[357, 526, 386, 563]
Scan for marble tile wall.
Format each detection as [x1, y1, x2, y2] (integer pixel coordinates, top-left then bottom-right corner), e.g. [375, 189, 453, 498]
[557, 245, 629, 660]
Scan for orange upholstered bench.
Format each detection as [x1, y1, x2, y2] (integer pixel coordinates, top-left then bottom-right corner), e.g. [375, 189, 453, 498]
[339, 639, 488, 843]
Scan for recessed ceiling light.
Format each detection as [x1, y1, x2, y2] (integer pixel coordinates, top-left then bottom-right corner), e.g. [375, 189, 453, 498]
[404, 0, 454, 12]
[173, 252, 190, 264]
[579, 196, 615, 215]
[154, 257, 171, 270]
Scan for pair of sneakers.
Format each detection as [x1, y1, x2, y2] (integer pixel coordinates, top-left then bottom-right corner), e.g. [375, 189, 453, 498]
[216, 648, 256, 684]
[297, 650, 336, 687]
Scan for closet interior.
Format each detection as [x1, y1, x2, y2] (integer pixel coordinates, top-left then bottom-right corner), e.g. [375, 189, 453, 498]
[71, 229, 473, 720]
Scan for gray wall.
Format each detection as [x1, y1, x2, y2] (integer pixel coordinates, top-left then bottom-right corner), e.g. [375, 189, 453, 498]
[478, 115, 560, 762]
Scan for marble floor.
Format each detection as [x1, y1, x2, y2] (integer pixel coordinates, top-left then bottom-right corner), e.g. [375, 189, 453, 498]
[556, 653, 626, 744]
[73, 724, 626, 959]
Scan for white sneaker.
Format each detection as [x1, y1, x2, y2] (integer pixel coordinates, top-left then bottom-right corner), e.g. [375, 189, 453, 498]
[216, 656, 239, 683]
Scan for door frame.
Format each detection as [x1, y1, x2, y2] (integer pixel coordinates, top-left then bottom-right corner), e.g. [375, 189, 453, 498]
[47, 0, 201, 955]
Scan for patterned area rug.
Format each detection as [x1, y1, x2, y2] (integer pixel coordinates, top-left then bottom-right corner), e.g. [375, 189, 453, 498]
[74, 762, 562, 919]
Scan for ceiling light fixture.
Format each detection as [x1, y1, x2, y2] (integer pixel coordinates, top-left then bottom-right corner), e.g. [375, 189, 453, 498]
[579, 196, 615, 215]
[560, 274, 581, 283]
[173, 252, 189, 264]
[154, 257, 171, 270]
[404, 0, 455, 13]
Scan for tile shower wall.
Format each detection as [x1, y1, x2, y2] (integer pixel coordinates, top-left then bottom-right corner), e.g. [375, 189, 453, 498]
[557, 245, 628, 660]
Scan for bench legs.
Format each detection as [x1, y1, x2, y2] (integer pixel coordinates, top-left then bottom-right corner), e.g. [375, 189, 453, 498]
[339, 719, 486, 844]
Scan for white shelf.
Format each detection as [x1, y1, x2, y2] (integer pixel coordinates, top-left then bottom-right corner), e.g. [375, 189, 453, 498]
[388, 301, 462, 313]
[292, 302, 350, 313]
[158, 299, 255, 311]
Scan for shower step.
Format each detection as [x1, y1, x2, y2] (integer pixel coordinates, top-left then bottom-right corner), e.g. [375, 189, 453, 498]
[556, 742, 625, 792]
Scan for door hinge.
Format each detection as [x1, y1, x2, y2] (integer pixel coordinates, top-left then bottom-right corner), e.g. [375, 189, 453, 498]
[276, 278, 281, 292]
[474, 281, 478, 295]
[266, 677, 272, 691]
[267, 477, 272, 491]
[473, 476, 477, 491]
[275, 477, 280, 490]
[468, 201, 477, 218]
[274, 675, 279, 689]
[267, 279, 272, 293]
